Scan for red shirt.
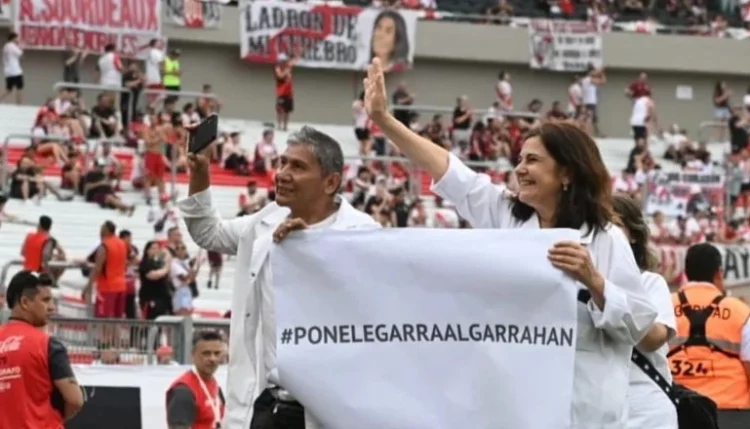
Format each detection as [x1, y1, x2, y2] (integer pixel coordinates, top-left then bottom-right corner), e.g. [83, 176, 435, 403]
[628, 81, 650, 98]
[0, 320, 72, 429]
[274, 66, 293, 97]
[166, 370, 225, 429]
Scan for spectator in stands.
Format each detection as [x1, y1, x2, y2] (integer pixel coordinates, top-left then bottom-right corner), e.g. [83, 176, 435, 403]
[495, 70, 513, 112]
[197, 83, 221, 118]
[486, 0, 514, 24]
[95, 142, 124, 191]
[0, 32, 23, 105]
[0, 194, 23, 226]
[85, 221, 128, 321]
[430, 195, 459, 228]
[142, 113, 169, 206]
[9, 153, 72, 203]
[352, 90, 372, 155]
[365, 59, 657, 426]
[119, 229, 139, 320]
[452, 95, 474, 148]
[222, 131, 250, 175]
[89, 93, 119, 139]
[567, 75, 583, 118]
[630, 89, 656, 143]
[181, 102, 201, 128]
[392, 81, 415, 126]
[0, 291, 9, 324]
[82, 160, 135, 214]
[96, 43, 122, 88]
[157, 345, 178, 365]
[206, 250, 223, 290]
[0, 271, 84, 427]
[237, 179, 266, 216]
[274, 53, 298, 131]
[729, 106, 749, 154]
[121, 60, 144, 130]
[62, 47, 85, 90]
[581, 64, 606, 137]
[145, 38, 165, 107]
[714, 80, 732, 141]
[545, 101, 568, 120]
[171, 242, 198, 316]
[138, 241, 173, 319]
[162, 48, 182, 104]
[625, 72, 650, 100]
[389, 186, 410, 227]
[30, 112, 70, 166]
[252, 129, 278, 176]
[60, 148, 83, 195]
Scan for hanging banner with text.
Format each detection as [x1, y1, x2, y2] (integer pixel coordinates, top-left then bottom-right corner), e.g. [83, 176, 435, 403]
[165, 0, 221, 29]
[528, 19, 603, 72]
[14, 0, 162, 59]
[67, 365, 228, 429]
[240, 1, 419, 71]
[645, 172, 725, 217]
[656, 243, 750, 289]
[272, 228, 579, 429]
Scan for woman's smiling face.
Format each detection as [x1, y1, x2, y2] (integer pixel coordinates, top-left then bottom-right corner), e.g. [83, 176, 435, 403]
[514, 136, 566, 212]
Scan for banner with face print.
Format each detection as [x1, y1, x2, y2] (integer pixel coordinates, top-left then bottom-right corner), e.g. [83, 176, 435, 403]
[165, 0, 221, 29]
[240, 1, 418, 71]
[528, 19, 602, 72]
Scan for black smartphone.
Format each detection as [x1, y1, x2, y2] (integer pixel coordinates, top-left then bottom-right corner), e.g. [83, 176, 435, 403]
[188, 113, 219, 155]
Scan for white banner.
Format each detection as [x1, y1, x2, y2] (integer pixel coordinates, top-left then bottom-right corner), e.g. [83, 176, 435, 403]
[528, 19, 602, 72]
[240, 1, 418, 71]
[165, 0, 221, 29]
[14, 0, 161, 59]
[272, 228, 580, 429]
[645, 172, 725, 217]
[656, 244, 750, 290]
[70, 365, 227, 429]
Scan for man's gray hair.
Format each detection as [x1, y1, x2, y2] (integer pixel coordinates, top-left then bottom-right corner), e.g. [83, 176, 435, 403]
[286, 126, 344, 177]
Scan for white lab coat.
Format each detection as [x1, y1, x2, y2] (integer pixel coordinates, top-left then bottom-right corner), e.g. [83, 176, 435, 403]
[178, 189, 379, 429]
[432, 153, 658, 429]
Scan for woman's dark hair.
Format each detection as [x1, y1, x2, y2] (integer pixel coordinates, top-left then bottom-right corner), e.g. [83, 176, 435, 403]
[714, 80, 724, 97]
[139, 241, 159, 272]
[612, 194, 657, 271]
[370, 10, 410, 66]
[511, 121, 616, 235]
[358, 90, 365, 101]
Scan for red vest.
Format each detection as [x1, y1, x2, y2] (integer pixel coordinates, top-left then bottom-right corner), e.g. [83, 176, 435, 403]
[0, 320, 63, 429]
[23, 231, 49, 271]
[167, 370, 225, 429]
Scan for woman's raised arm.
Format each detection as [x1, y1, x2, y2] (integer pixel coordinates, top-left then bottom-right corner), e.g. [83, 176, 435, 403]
[364, 58, 450, 181]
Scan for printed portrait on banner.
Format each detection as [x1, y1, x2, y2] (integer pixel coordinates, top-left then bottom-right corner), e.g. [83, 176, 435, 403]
[165, 0, 221, 29]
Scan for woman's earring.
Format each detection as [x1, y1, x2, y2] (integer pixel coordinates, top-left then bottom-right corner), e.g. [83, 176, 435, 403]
[563, 183, 569, 192]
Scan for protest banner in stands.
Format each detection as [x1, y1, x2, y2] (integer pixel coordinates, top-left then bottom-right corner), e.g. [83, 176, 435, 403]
[646, 172, 725, 217]
[239, 0, 418, 71]
[528, 19, 602, 72]
[656, 244, 750, 289]
[165, 0, 221, 29]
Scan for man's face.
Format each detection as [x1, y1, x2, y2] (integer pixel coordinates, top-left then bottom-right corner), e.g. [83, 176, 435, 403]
[193, 340, 224, 376]
[247, 183, 257, 195]
[169, 229, 182, 245]
[22, 286, 55, 326]
[274, 145, 339, 208]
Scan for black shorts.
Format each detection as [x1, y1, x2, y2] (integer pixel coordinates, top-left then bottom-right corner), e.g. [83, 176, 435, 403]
[632, 126, 648, 141]
[276, 96, 294, 114]
[741, 183, 750, 194]
[6, 75, 23, 91]
[354, 127, 370, 141]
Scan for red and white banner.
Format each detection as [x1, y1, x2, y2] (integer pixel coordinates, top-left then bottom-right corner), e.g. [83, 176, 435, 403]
[645, 172, 725, 218]
[656, 244, 750, 290]
[14, 0, 162, 59]
[240, 1, 419, 71]
[165, 0, 221, 29]
[528, 19, 603, 72]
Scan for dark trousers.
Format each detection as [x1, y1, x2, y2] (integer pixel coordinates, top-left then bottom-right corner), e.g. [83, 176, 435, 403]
[250, 388, 305, 429]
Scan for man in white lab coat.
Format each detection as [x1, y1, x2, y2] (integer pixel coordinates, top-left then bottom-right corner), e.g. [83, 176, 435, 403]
[178, 126, 379, 429]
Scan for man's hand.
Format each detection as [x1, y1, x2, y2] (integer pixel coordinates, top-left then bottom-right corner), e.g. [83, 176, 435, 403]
[273, 218, 308, 243]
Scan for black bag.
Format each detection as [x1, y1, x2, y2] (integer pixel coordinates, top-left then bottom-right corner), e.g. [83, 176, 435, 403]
[631, 289, 724, 429]
[632, 348, 718, 429]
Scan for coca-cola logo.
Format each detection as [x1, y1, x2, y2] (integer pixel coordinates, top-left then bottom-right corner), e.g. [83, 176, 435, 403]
[0, 336, 23, 354]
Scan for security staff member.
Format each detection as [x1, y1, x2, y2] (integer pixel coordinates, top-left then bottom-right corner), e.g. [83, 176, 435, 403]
[84, 221, 128, 319]
[162, 48, 181, 104]
[0, 271, 84, 429]
[668, 243, 750, 409]
[166, 331, 225, 429]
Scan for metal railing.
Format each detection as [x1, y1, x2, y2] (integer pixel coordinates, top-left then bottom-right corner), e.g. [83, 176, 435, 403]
[698, 120, 729, 145]
[391, 104, 540, 120]
[0, 134, 91, 191]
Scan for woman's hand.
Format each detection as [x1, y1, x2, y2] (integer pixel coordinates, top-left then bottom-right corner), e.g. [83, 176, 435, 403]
[273, 218, 308, 243]
[548, 241, 606, 305]
[363, 58, 388, 123]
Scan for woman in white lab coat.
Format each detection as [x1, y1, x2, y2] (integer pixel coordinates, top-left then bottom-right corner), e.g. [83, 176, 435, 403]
[613, 195, 678, 429]
[363, 58, 657, 428]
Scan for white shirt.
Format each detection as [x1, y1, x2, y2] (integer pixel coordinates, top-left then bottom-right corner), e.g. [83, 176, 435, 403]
[431, 153, 657, 428]
[3, 42, 22, 77]
[630, 96, 650, 127]
[146, 48, 164, 85]
[568, 82, 583, 114]
[177, 191, 379, 429]
[97, 52, 122, 86]
[352, 100, 368, 128]
[496, 80, 513, 110]
[582, 76, 598, 105]
[626, 271, 678, 429]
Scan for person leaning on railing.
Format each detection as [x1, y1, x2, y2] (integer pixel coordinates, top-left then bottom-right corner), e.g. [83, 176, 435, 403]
[363, 57, 657, 427]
